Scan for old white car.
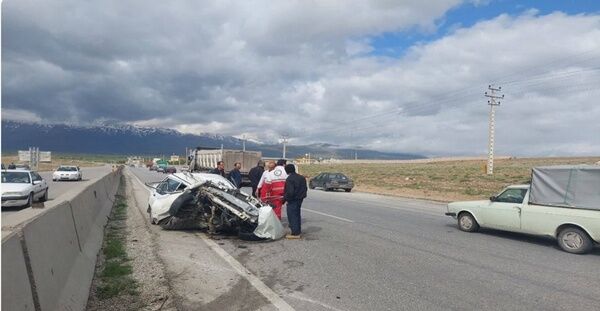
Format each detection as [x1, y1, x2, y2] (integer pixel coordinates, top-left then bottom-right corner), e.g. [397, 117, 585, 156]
[52, 165, 82, 181]
[1, 170, 49, 208]
[446, 166, 600, 254]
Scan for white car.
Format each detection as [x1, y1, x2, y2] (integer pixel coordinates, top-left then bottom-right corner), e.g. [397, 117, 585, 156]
[146, 172, 284, 240]
[1, 170, 49, 207]
[52, 166, 82, 181]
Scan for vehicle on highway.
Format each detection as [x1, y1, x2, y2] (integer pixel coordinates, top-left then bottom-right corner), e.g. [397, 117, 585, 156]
[1, 170, 49, 208]
[52, 165, 82, 181]
[446, 165, 600, 254]
[156, 166, 166, 173]
[165, 166, 177, 174]
[146, 172, 283, 240]
[309, 172, 354, 192]
[188, 148, 262, 187]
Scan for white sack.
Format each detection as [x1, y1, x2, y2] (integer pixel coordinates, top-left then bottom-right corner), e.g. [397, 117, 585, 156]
[253, 205, 285, 240]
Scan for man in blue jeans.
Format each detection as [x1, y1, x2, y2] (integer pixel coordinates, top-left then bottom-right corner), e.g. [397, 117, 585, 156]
[283, 164, 307, 239]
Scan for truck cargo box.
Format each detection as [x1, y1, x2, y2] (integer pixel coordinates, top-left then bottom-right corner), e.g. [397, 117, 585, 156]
[529, 165, 600, 210]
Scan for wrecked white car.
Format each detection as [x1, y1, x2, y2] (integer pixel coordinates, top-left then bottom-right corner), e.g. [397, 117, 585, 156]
[146, 172, 284, 240]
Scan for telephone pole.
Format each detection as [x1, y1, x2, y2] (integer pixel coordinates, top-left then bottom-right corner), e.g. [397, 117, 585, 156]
[485, 85, 504, 175]
[280, 134, 289, 159]
[242, 135, 246, 151]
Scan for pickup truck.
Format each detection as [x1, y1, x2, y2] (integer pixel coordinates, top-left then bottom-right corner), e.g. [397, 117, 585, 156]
[445, 166, 600, 254]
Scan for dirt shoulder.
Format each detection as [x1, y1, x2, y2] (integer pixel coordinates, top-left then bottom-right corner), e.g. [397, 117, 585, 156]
[87, 175, 176, 311]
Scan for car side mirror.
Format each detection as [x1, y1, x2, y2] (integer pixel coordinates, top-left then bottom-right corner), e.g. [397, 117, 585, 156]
[33, 180, 42, 185]
[489, 196, 496, 202]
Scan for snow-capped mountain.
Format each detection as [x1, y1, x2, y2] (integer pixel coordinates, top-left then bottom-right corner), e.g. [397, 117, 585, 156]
[1, 120, 424, 159]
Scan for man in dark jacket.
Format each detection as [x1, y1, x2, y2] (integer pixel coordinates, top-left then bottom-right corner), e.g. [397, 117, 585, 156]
[228, 162, 242, 188]
[248, 160, 265, 197]
[283, 164, 307, 239]
[209, 161, 225, 177]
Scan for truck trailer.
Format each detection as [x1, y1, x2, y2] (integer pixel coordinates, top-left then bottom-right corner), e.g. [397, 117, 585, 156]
[188, 148, 262, 186]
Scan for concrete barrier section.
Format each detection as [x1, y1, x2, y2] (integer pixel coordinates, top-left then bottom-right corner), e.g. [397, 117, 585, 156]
[1, 232, 36, 311]
[2, 168, 122, 311]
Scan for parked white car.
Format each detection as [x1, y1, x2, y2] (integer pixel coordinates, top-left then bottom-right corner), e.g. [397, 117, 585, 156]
[52, 166, 82, 181]
[1, 170, 49, 207]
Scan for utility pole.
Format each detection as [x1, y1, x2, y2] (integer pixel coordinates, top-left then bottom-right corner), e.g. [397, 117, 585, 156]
[242, 135, 246, 152]
[280, 134, 289, 159]
[485, 85, 504, 175]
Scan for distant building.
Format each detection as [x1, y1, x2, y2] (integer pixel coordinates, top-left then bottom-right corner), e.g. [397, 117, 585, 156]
[170, 155, 180, 162]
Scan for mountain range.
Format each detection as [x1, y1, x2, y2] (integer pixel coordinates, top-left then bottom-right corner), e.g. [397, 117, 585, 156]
[1, 120, 425, 160]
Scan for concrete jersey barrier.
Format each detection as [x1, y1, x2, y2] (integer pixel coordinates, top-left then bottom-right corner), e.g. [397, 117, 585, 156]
[1, 167, 122, 311]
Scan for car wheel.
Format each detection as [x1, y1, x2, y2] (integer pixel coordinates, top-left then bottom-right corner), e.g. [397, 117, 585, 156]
[557, 227, 593, 254]
[309, 183, 315, 190]
[39, 189, 49, 202]
[458, 212, 479, 232]
[345, 189, 352, 192]
[25, 193, 34, 208]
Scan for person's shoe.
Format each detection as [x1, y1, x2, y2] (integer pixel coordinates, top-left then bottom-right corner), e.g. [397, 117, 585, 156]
[285, 234, 301, 239]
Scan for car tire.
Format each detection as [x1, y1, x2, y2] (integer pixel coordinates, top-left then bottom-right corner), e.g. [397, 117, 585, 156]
[345, 189, 352, 192]
[25, 193, 34, 208]
[458, 212, 479, 232]
[39, 189, 48, 202]
[557, 227, 593, 254]
[309, 183, 315, 190]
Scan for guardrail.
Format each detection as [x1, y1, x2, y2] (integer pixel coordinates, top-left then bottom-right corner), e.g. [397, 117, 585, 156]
[2, 166, 123, 311]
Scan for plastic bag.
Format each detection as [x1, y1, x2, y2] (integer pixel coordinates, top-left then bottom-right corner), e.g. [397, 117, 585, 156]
[253, 205, 285, 240]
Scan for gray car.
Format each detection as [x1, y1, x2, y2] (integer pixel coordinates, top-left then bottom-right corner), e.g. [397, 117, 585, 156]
[309, 172, 354, 192]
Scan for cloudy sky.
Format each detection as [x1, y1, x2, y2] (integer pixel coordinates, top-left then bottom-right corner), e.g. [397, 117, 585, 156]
[2, 0, 600, 156]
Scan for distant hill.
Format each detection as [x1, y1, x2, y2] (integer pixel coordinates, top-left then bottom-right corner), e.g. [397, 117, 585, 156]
[1, 120, 425, 160]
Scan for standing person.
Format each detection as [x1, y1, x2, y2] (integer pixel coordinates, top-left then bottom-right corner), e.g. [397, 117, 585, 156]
[228, 162, 242, 188]
[248, 160, 265, 197]
[263, 159, 288, 219]
[209, 161, 226, 177]
[283, 164, 307, 239]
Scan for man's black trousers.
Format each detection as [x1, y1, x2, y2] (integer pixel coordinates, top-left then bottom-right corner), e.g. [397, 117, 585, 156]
[286, 200, 303, 235]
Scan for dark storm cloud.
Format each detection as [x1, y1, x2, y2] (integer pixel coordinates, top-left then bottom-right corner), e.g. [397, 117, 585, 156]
[2, 1, 600, 156]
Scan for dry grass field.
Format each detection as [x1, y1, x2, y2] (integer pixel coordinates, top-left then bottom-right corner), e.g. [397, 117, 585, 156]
[299, 157, 600, 202]
[1, 154, 107, 172]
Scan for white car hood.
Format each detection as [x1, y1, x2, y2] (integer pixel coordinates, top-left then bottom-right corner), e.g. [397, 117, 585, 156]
[448, 200, 489, 211]
[2, 183, 31, 194]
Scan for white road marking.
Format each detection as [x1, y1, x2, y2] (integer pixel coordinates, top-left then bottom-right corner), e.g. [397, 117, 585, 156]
[128, 168, 295, 311]
[201, 235, 296, 311]
[304, 208, 355, 223]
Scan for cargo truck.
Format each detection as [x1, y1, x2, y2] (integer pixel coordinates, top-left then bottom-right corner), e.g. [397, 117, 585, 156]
[446, 165, 600, 254]
[188, 148, 262, 186]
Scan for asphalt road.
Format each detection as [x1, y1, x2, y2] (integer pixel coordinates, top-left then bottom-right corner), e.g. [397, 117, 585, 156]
[2, 165, 114, 228]
[130, 167, 600, 311]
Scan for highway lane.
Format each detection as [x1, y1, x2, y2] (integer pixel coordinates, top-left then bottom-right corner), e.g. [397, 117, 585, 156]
[130, 168, 600, 311]
[2, 165, 114, 228]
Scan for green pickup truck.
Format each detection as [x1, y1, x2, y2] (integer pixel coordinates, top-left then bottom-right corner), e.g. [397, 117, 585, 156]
[446, 165, 600, 254]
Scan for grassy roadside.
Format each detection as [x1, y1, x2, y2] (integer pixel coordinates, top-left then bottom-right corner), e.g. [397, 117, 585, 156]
[299, 157, 600, 202]
[88, 176, 139, 308]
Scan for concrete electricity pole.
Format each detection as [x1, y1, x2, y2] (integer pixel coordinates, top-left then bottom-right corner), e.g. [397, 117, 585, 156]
[242, 135, 246, 152]
[280, 134, 289, 159]
[484, 85, 504, 175]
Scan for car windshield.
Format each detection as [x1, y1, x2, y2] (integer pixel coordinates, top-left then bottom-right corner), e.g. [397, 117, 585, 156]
[2, 172, 31, 184]
[58, 166, 77, 171]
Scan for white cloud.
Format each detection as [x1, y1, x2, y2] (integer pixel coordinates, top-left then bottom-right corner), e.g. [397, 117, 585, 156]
[3, 1, 600, 156]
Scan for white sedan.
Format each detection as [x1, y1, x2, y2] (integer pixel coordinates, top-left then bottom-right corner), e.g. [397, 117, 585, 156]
[52, 166, 82, 181]
[1, 170, 49, 207]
